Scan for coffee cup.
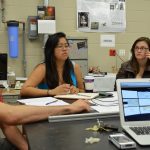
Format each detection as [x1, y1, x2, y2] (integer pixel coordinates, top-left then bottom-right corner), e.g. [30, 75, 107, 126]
[84, 75, 94, 92]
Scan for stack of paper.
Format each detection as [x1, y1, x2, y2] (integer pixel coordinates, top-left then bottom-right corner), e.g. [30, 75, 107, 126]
[90, 92, 119, 114]
[54, 92, 99, 100]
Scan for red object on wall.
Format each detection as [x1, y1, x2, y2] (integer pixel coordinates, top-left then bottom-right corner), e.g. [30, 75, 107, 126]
[109, 49, 116, 56]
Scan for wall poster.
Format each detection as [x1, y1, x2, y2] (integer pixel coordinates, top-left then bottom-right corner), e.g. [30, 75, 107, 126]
[77, 0, 126, 32]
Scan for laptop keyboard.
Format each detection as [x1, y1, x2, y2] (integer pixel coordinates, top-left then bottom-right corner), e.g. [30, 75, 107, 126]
[130, 126, 150, 135]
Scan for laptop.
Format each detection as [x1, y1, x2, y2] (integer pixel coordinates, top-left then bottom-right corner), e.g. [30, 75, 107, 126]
[117, 79, 150, 145]
[0, 53, 7, 88]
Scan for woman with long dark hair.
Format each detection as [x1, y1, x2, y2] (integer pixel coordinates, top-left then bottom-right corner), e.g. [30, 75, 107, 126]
[21, 32, 84, 97]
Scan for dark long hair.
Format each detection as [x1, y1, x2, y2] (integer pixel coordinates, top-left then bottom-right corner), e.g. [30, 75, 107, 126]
[130, 37, 150, 74]
[44, 32, 74, 89]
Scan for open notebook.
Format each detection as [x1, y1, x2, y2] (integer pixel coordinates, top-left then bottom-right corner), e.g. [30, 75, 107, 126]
[54, 92, 99, 100]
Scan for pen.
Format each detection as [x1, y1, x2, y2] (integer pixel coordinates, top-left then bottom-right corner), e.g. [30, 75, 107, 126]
[45, 100, 58, 105]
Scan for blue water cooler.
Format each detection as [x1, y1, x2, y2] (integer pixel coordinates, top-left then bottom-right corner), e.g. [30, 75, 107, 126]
[7, 20, 19, 58]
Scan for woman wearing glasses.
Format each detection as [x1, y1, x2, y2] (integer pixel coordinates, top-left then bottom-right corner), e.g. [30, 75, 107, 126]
[115, 37, 150, 90]
[21, 32, 84, 97]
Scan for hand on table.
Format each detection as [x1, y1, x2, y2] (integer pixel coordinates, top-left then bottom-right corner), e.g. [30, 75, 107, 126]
[70, 99, 91, 113]
[53, 84, 70, 95]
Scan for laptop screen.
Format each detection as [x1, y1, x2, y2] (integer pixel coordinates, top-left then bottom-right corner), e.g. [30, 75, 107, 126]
[120, 82, 150, 122]
[0, 53, 7, 80]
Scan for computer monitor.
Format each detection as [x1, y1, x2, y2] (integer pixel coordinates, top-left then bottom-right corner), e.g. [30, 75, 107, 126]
[0, 53, 7, 80]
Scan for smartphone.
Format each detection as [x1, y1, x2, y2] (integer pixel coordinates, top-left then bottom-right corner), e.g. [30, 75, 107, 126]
[98, 91, 113, 98]
[108, 133, 136, 149]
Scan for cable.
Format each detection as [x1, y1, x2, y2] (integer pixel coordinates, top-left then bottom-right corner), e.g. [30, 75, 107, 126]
[115, 51, 126, 72]
[1, 0, 6, 23]
[90, 99, 118, 107]
[116, 52, 125, 62]
[94, 98, 118, 102]
[19, 21, 27, 77]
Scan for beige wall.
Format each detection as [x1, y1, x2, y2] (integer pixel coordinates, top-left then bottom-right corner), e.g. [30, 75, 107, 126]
[0, 0, 150, 77]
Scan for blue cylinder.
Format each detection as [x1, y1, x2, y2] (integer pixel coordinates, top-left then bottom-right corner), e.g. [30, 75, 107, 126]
[7, 21, 19, 58]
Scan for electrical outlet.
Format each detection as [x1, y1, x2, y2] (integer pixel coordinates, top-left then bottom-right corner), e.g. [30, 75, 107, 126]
[119, 49, 125, 56]
[109, 49, 116, 56]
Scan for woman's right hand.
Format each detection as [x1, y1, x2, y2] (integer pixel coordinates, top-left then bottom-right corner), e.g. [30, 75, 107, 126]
[52, 84, 71, 95]
[145, 51, 150, 59]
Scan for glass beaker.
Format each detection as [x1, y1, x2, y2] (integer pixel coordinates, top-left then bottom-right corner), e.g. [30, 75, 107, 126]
[7, 71, 16, 88]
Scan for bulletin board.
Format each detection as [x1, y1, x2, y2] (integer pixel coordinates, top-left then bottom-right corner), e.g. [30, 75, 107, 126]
[77, 0, 126, 32]
[68, 38, 88, 77]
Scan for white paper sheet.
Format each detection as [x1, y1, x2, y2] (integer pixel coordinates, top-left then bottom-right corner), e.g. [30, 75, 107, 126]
[38, 20, 56, 34]
[90, 91, 119, 115]
[91, 105, 119, 115]
[17, 97, 69, 106]
[100, 34, 115, 47]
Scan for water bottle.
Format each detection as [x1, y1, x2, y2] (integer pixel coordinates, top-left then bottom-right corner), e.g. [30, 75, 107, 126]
[7, 20, 19, 58]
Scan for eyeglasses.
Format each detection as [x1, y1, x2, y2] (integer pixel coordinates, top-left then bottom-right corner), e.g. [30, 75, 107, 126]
[56, 44, 69, 49]
[134, 47, 149, 52]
